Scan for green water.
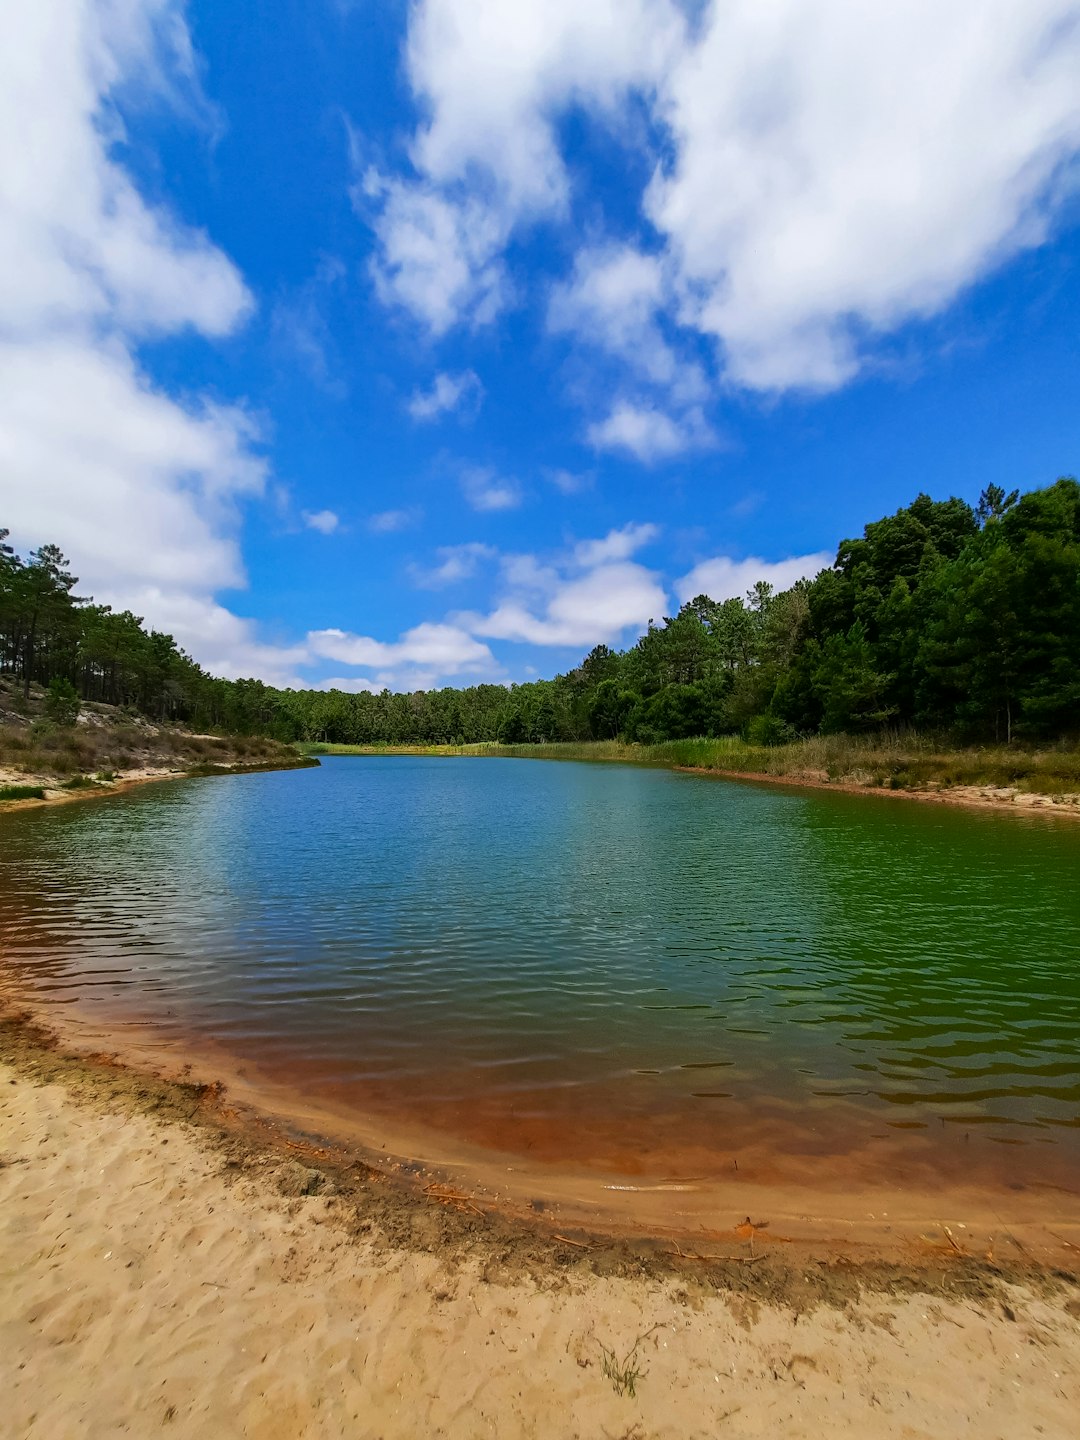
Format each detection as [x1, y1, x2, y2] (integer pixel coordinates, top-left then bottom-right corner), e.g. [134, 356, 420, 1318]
[1, 756, 1078, 1180]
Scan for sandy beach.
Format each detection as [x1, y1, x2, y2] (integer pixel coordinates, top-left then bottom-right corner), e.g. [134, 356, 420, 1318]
[2, 1016, 1079, 1440]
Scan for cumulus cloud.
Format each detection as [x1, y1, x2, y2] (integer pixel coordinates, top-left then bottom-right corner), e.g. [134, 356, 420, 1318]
[302, 509, 340, 534]
[0, 0, 311, 684]
[407, 368, 483, 421]
[586, 401, 711, 462]
[675, 552, 833, 605]
[458, 525, 666, 649]
[365, 0, 1080, 419]
[308, 622, 497, 677]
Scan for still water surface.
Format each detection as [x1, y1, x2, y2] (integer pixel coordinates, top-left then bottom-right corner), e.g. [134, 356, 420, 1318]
[2, 757, 1078, 1185]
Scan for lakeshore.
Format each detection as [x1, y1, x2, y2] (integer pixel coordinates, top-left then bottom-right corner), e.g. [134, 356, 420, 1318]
[3, 749, 1080, 1437]
[3, 1008, 1080, 1440]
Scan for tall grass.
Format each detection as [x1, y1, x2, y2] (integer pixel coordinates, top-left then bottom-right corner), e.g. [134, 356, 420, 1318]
[299, 733, 1080, 795]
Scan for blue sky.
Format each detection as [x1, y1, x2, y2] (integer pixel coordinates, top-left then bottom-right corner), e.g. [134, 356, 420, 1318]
[4, 1, 1080, 691]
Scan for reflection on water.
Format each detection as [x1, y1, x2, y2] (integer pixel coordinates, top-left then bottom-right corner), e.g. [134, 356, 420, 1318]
[1, 756, 1079, 1183]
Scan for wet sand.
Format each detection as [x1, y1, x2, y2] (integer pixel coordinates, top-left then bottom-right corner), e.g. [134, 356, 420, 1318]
[2, 1013, 1080, 1439]
[3, 984, 1079, 1267]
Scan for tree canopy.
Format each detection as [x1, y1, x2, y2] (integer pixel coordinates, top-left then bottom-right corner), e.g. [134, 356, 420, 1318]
[3, 476, 1078, 746]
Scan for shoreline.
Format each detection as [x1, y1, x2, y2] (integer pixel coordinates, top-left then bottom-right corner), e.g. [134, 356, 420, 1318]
[303, 743, 1080, 821]
[3, 1007, 1080, 1438]
[3, 992, 1078, 1273]
[673, 764, 1080, 817]
[0, 754, 319, 813]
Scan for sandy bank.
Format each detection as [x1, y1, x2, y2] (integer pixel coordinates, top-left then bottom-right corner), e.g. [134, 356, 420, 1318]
[2, 1022, 1080, 1439]
[0, 756, 318, 813]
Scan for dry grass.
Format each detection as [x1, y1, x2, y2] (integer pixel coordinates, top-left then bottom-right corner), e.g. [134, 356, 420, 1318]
[0, 677, 304, 783]
[301, 732, 1080, 797]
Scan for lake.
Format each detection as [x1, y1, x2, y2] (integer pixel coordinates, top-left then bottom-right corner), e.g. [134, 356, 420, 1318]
[2, 755, 1079, 1202]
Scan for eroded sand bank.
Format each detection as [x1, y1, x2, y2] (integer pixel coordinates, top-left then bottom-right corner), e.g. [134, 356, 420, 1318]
[2, 1021, 1079, 1439]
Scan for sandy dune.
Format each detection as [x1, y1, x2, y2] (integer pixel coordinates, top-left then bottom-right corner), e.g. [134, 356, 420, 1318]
[3, 1060, 1079, 1440]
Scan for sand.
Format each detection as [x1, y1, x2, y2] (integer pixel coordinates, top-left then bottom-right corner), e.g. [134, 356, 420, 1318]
[3, 1045, 1080, 1440]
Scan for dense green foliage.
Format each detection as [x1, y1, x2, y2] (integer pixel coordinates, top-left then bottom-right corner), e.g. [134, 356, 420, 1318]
[3, 477, 1078, 746]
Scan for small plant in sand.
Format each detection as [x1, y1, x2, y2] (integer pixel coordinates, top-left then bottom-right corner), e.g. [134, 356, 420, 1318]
[597, 1326, 663, 1399]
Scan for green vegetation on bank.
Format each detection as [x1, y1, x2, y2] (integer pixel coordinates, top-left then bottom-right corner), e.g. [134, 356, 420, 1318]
[4, 477, 1079, 756]
[0, 783, 46, 801]
[300, 733, 1080, 796]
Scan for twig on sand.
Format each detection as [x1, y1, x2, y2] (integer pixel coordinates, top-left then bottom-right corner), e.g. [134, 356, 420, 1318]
[422, 1183, 486, 1218]
[939, 1223, 964, 1255]
[553, 1233, 598, 1250]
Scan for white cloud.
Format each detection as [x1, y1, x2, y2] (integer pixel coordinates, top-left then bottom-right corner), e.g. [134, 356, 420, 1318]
[572, 521, 658, 567]
[0, 1, 251, 342]
[460, 465, 522, 512]
[362, 0, 684, 332]
[549, 243, 707, 403]
[409, 542, 496, 588]
[467, 563, 666, 648]
[360, 172, 510, 333]
[368, 0, 1080, 411]
[302, 509, 340, 534]
[0, 0, 307, 686]
[586, 401, 711, 462]
[308, 622, 497, 677]
[407, 368, 483, 421]
[675, 552, 833, 605]
[458, 525, 666, 649]
[368, 506, 423, 534]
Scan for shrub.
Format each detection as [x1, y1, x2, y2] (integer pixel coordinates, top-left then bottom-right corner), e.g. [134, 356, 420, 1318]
[43, 677, 80, 727]
[743, 712, 796, 747]
[0, 784, 46, 801]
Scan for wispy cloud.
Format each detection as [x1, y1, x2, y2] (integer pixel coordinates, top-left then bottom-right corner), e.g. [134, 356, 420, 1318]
[368, 506, 423, 534]
[460, 465, 522, 512]
[302, 508, 340, 535]
[409, 541, 496, 588]
[407, 369, 483, 421]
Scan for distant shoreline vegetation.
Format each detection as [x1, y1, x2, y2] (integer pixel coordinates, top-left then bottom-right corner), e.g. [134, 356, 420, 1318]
[3, 479, 1079, 754]
[299, 736, 1080, 800]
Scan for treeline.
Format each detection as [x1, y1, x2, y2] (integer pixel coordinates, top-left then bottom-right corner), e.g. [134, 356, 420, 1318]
[0, 532, 215, 720]
[3, 477, 1079, 745]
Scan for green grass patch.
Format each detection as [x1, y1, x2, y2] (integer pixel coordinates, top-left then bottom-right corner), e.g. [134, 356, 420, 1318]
[60, 774, 97, 789]
[0, 784, 46, 801]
